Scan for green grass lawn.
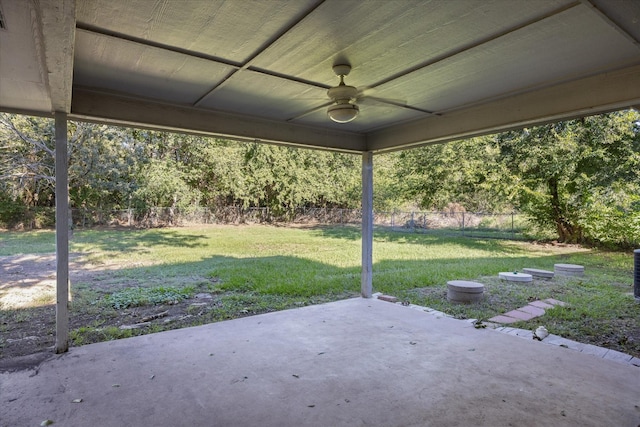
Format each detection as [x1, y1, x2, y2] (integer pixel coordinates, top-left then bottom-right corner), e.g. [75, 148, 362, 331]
[1, 224, 638, 358]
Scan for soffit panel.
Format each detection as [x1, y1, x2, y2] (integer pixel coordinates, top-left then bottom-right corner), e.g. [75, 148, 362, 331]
[75, 0, 318, 64]
[250, 0, 574, 88]
[590, 0, 640, 41]
[74, 31, 236, 105]
[372, 5, 640, 113]
[198, 70, 328, 121]
[0, 0, 51, 113]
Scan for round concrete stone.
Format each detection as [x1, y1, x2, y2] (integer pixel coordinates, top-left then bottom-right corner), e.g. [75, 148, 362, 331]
[554, 263, 584, 277]
[447, 280, 485, 304]
[498, 272, 533, 283]
[522, 268, 554, 280]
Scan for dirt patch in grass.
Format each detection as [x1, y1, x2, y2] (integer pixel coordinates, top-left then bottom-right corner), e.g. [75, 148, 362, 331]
[2, 247, 638, 361]
[0, 253, 353, 361]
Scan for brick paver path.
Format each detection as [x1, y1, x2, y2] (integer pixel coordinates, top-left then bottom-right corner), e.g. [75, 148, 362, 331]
[488, 298, 566, 324]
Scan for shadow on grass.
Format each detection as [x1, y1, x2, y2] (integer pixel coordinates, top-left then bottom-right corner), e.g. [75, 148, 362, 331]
[71, 228, 209, 252]
[2, 249, 639, 360]
[311, 224, 537, 254]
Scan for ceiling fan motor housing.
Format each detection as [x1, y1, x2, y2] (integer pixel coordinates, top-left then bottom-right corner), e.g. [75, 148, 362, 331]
[327, 84, 358, 102]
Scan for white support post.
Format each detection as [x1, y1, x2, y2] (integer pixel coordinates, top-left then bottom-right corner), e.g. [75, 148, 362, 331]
[55, 112, 69, 354]
[361, 151, 374, 298]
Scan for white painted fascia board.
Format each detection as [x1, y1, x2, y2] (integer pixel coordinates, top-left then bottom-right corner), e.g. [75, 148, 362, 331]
[367, 63, 640, 152]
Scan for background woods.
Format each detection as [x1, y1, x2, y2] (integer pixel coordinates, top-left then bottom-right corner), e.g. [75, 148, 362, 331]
[1, 110, 639, 248]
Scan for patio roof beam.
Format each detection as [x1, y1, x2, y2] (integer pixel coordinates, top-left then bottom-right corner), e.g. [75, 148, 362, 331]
[70, 87, 366, 152]
[38, 0, 76, 113]
[367, 63, 640, 152]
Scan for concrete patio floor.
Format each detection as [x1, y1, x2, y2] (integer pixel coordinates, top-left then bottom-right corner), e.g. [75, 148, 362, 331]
[2, 297, 639, 427]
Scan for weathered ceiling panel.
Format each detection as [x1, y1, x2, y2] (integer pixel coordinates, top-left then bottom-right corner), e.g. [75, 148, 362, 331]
[74, 31, 236, 105]
[251, 0, 575, 87]
[76, 0, 319, 64]
[373, 4, 640, 113]
[0, 0, 51, 113]
[589, 0, 640, 42]
[197, 70, 328, 121]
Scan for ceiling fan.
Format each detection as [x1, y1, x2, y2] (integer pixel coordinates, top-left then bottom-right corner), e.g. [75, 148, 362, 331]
[325, 64, 408, 124]
[289, 63, 415, 124]
[326, 64, 360, 123]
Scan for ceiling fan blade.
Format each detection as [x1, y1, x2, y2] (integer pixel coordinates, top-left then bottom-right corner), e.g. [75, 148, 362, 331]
[286, 101, 333, 122]
[355, 86, 406, 106]
[358, 95, 406, 107]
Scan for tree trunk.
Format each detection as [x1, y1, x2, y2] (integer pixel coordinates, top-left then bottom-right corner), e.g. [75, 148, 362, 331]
[548, 177, 581, 243]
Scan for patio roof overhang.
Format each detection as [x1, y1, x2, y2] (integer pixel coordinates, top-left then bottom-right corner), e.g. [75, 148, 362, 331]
[1, 0, 640, 354]
[1, 0, 639, 153]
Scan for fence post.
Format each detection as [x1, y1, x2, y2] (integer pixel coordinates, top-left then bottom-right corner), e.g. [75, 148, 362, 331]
[461, 212, 465, 236]
[511, 212, 515, 239]
[634, 249, 640, 301]
[411, 211, 415, 233]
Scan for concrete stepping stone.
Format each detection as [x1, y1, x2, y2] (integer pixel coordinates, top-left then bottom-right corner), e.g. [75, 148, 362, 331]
[446, 280, 485, 304]
[498, 272, 532, 283]
[554, 263, 584, 277]
[522, 268, 554, 280]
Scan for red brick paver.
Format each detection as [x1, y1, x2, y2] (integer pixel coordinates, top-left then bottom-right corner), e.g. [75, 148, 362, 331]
[489, 299, 567, 325]
[516, 305, 546, 317]
[529, 300, 554, 309]
[501, 310, 536, 321]
[488, 315, 519, 324]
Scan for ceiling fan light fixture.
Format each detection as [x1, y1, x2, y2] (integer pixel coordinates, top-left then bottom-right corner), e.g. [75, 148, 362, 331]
[327, 102, 359, 123]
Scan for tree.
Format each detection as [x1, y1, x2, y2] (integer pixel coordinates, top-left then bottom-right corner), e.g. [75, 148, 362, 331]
[0, 113, 142, 226]
[236, 143, 360, 215]
[393, 137, 511, 212]
[497, 110, 640, 245]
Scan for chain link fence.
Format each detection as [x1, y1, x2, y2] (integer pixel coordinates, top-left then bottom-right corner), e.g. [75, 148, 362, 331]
[5, 206, 527, 240]
[62, 206, 527, 240]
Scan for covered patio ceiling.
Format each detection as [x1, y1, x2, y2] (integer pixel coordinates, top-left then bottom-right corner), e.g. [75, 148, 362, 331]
[1, 0, 640, 153]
